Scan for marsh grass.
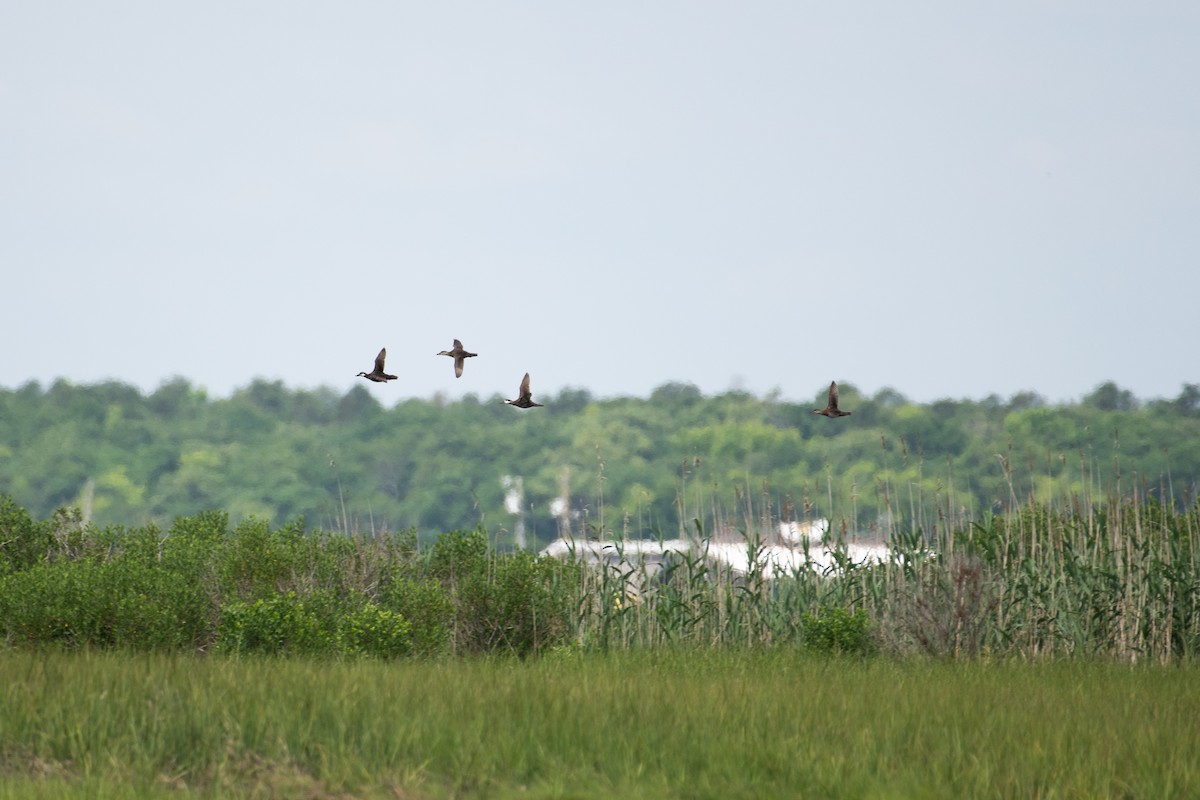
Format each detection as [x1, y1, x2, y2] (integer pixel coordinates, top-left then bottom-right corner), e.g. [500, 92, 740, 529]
[3, 425, 1200, 666]
[2, 453, 1197, 661]
[565, 441, 1200, 661]
[1, 649, 1198, 798]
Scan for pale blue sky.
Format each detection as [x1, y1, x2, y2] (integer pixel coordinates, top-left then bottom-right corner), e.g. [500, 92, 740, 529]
[3, 3, 1197, 405]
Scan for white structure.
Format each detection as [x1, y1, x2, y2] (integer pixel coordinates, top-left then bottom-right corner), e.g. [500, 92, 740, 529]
[539, 519, 894, 583]
[500, 475, 526, 549]
[779, 519, 828, 545]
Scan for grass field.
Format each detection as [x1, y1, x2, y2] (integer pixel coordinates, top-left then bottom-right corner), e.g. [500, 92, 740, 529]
[2, 649, 1197, 799]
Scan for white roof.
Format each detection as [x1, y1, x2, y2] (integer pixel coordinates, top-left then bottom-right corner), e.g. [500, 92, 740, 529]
[540, 520, 893, 577]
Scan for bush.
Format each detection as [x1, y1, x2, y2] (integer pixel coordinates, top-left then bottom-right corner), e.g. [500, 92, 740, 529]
[336, 601, 412, 658]
[428, 528, 489, 583]
[217, 591, 332, 656]
[488, 549, 578, 656]
[0, 560, 109, 646]
[220, 517, 312, 599]
[881, 556, 998, 658]
[801, 607, 874, 655]
[0, 553, 214, 650]
[218, 590, 412, 659]
[0, 495, 53, 574]
[423, 529, 579, 656]
[381, 575, 452, 656]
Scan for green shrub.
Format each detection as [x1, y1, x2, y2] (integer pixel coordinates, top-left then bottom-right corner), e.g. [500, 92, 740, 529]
[801, 607, 874, 655]
[422, 529, 579, 656]
[0, 495, 53, 574]
[336, 601, 412, 659]
[0, 560, 107, 645]
[428, 528, 488, 582]
[217, 591, 332, 656]
[381, 575, 452, 655]
[0, 552, 214, 650]
[489, 549, 578, 656]
[220, 517, 313, 599]
[218, 590, 413, 659]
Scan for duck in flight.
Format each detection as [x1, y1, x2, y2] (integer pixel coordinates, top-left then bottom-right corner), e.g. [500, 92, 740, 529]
[356, 348, 398, 383]
[436, 339, 477, 378]
[812, 381, 851, 418]
[504, 373, 543, 408]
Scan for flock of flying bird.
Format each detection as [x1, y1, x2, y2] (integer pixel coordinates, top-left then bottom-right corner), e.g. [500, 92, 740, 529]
[356, 340, 851, 417]
[356, 340, 543, 408]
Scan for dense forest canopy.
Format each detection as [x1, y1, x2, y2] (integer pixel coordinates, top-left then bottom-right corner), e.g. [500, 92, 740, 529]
[2, 378, 1198, 546]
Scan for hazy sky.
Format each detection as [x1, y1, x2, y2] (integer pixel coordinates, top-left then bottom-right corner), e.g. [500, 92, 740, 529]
[4, 3, 1197, 405]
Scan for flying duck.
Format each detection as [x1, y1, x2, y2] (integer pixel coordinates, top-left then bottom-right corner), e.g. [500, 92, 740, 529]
[812, 381, 851, 418]
[504, 372, 544, 408]
[356, 348, 397, 383]
[436, 339, 477, 378]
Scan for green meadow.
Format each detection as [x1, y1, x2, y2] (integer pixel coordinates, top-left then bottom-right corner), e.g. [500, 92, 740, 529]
[2, 649, 1198, 799]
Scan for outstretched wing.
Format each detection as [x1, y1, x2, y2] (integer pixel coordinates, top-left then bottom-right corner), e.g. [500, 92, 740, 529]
[374, 348, 388, 373]
[519, 372, 532, 399]
[827, 381, 839, 410]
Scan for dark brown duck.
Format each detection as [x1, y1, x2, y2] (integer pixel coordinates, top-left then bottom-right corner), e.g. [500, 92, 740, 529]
[812, 381, 851, 418]
[436, 339, 477, 378]
[357, 348, 397, 383]
[504, 372, 544, 408]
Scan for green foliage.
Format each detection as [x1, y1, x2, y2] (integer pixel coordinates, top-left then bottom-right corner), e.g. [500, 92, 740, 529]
[425, 528, 580, 655]
[219, 516, 312, 599]
[0, 501, 580, 658]
[335, 601, 412, 659]
[3, 379, 1200, 551]
[0, 488, 1198, 662]
[487, 548, 579, 656]
[0, 495, 52, 574]
[0, 548, 213, 650]
[216, 590, 411, 658]
[218, 591, 332, 656]
[428, 527, 489, 582]
[801, 606, 874, 655]
[380, 576, 452, 655]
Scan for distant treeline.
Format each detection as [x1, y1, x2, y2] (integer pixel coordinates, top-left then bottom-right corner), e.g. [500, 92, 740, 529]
[1, 377, 1198, 545]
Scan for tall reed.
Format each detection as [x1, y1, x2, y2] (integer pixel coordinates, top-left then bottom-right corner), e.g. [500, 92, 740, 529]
[1, 439, 1196, 661]
[562, 443, 1200, 661]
